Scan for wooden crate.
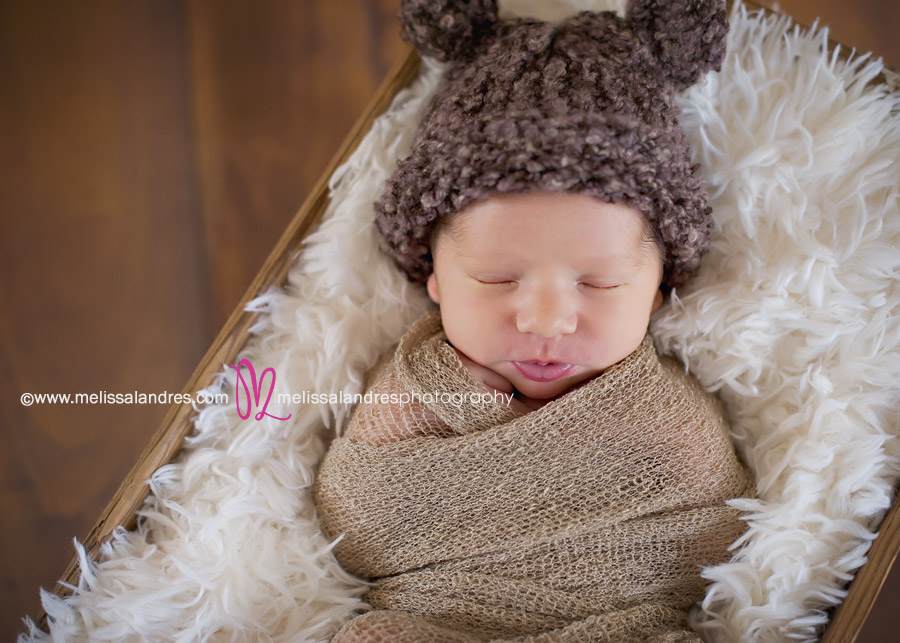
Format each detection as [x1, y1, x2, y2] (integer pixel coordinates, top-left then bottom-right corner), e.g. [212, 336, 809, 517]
[38, 2, 900, 639]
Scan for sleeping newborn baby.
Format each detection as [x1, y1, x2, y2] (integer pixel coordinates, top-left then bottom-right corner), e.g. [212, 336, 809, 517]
[314, 0, 755, 641]
[424, 193, 665, 416]
[350, 191, 669, 444]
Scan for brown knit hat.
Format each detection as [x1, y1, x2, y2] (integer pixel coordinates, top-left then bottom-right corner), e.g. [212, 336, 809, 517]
[375, 0, 728, 289]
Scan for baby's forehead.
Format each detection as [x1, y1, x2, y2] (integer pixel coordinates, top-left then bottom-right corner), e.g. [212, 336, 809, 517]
[447, 193, 647, 243]
[430, 192, 664, 274]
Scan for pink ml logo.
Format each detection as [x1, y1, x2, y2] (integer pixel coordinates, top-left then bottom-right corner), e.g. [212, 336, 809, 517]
[230, 359, 292, 422]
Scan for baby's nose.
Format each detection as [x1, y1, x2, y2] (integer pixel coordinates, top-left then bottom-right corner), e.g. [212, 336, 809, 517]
[516, 287, 577, 338]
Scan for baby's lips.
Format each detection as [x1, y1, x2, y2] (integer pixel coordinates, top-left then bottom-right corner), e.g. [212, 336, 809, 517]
[512, 361, 575, 382]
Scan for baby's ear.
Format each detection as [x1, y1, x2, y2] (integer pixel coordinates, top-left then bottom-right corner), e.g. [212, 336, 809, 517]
[399, 0, 499, 62]
[626, 0, 728, 91]
[426, 273, 441, 304]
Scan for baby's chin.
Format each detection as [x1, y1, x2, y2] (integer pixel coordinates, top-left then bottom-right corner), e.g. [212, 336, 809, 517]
[508, 370, 596, 401]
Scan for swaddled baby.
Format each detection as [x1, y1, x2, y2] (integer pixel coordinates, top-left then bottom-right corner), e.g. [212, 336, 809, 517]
[314, 1, 755, 641]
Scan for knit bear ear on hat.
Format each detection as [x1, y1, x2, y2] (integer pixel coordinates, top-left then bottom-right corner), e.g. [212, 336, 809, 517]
[627, 0, 728, 91]
[399, 0, 499, 62]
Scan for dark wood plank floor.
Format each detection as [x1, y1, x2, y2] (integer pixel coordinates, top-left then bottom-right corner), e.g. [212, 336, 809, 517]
[1, 1, 897, 640]
[0, 0, 406, 637]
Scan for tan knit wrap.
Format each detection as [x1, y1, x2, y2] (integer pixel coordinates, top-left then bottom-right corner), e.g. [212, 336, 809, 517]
[314, 312, 754, 642]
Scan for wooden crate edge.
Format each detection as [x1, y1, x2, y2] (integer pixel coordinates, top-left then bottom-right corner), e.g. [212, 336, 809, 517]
[821, 493, 900, 642]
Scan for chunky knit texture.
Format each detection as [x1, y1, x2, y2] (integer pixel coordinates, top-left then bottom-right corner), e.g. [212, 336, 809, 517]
[375, 0, 728, 289]
[313, 312, 754, 641]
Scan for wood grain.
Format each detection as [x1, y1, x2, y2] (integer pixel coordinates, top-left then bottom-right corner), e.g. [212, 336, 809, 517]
[1, 0, 404, 638]
[0, 1, 206, 635]
[773, 0, 900, 70]
[39, 50, 421, 631]
[187, 0, 408, 333]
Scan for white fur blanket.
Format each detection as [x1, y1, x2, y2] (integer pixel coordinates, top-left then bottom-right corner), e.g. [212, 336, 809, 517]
[21, 1, 900, 641]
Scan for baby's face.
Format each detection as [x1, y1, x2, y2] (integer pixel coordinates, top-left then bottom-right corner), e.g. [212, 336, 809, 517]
[426, 192, 663, 400]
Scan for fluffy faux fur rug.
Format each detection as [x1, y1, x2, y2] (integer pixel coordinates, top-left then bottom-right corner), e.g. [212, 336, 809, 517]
[20, 1, 900, 641]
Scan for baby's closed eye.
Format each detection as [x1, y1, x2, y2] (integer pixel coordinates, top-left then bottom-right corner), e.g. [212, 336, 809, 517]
[469, 274, 517, 286]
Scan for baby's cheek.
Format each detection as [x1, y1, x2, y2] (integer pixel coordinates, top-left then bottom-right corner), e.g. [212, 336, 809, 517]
[454, 347, 515, 394]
